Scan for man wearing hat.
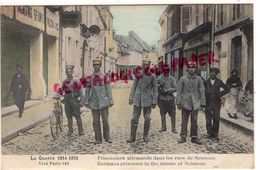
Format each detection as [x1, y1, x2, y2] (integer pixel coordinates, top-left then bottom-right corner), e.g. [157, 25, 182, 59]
[176, 61, 205, 145]
[85, 57, 113, 145]
[9, 65, 31, 118]
[62, 65, 85, 136]
[204, 67, 229, 141]
[158, 64, 178, 133]
[127, 58, 158, 143]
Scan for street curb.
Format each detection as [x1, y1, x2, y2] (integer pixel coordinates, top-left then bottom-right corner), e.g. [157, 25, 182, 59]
[1, 112, 51, 144]
[220, 116, 254, 135]
[1, 99, 51, 118]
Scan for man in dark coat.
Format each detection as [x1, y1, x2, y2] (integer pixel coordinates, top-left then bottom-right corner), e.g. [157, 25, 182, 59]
[62, 65, 85, 136]
[9, 65, 31, 118]
[204, 67, 229, 141]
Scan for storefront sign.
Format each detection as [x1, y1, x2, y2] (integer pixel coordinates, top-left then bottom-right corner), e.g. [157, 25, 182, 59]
[184, 32, 210, 50]
[46, 8, 59, 37]
[60, 11, 82, 28]
[0, 6, 14, 19]
[166, 38, 182, 53]
[15, 6, 44, 31]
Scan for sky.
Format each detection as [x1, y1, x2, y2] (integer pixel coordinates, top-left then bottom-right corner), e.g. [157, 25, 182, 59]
[110, 5, 166, 46]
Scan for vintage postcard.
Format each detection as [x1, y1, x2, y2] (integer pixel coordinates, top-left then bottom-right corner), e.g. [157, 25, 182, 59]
[1, 2, 255, 169]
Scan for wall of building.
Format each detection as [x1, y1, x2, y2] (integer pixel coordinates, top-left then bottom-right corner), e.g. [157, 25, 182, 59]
[158, 13, 167, 59]
[214, 29, 248, 85]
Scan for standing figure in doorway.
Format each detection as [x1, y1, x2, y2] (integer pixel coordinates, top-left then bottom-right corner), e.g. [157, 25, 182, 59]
[9, 65, 31, 118]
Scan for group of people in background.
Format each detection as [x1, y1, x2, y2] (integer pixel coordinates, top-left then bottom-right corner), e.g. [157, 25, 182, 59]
[9, 57, 253, 145]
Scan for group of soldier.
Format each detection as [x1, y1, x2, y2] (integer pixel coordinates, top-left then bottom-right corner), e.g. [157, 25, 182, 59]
[126, 59, 229, 145]
[9, 56, 252, 145]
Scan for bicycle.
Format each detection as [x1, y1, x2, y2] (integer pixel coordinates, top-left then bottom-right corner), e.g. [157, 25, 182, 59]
[50, 95, 64, 140]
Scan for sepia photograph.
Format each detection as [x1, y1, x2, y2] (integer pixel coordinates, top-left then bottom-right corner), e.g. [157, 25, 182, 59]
[1, 2, 255, 169]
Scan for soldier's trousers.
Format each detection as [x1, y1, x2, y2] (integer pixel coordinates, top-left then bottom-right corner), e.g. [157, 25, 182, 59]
[64, 100, 84, 133]
[158, 100, 176, 130]
[14, 92, 26, 116]
[205, 105, 221, 137]
[131, 105, 151, 124]
[91, 107, 111, 142]
[180, 109, 198, 138]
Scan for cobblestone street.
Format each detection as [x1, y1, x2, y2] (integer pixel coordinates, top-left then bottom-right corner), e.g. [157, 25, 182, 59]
[2, 87, 254, 155]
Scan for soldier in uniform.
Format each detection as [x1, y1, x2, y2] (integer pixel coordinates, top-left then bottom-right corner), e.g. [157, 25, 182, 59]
[176, 61, 205, 145]
[204, 67, 229, 141]
[158, 64, 178, 133]
[127, 58, 158, 143]
[62, 65, 85, 136]
[9, 65, 31, 118]
[85, 57, 113, 145]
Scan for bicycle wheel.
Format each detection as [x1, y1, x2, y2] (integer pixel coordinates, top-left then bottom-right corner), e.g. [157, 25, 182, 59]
[58, 106, 63, 132]
[50, 112, 59, 140]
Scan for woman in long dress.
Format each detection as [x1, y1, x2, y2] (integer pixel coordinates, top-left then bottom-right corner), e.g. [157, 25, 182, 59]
[224, 69, 242, 119]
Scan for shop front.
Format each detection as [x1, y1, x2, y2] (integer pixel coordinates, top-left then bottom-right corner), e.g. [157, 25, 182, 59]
[1, 6, 60, 107]
[183, 22, 212, 79]
[164, 33, 184, 80]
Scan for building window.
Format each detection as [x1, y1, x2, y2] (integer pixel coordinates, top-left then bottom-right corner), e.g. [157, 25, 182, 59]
[233, 4, 241, 20]
[172, 6, 181, 34]
[90, 11, 93, 24]
[195, 5, 199, 25]
[181, 6, 192, 32]
[217, 5, 224, 28]
[68, 37, 71, 63]
[76, 40, 79, 68]
[231, 36, 242, 74]
[203, 5, 210, 22]
[215, 41, 221, 68]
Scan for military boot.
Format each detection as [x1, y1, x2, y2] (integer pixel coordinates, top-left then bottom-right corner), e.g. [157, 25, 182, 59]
[76, 116, 84, 136]
[159, 115, 166, 132]
[93, 122, 102, 144]
[171, 116, 178, 134]
[67, 118, 73, 136]
[143, 121, 150, 143]
[126, 123, 138, 143]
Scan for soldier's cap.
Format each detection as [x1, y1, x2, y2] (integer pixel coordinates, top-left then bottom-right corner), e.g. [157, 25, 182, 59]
[16, 65, 23, 69]
[66, 65, 74, 72]
[93, 56, 102, 65]
[187, 61, 197, 68]
[161, 64, 170, 72]
[231, 69, 239, 75]
[209, 67, 220, 74]
[142, 57, 151, 64]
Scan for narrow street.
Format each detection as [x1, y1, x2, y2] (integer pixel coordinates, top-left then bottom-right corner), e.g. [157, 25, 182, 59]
[2, 86, 253, 155]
